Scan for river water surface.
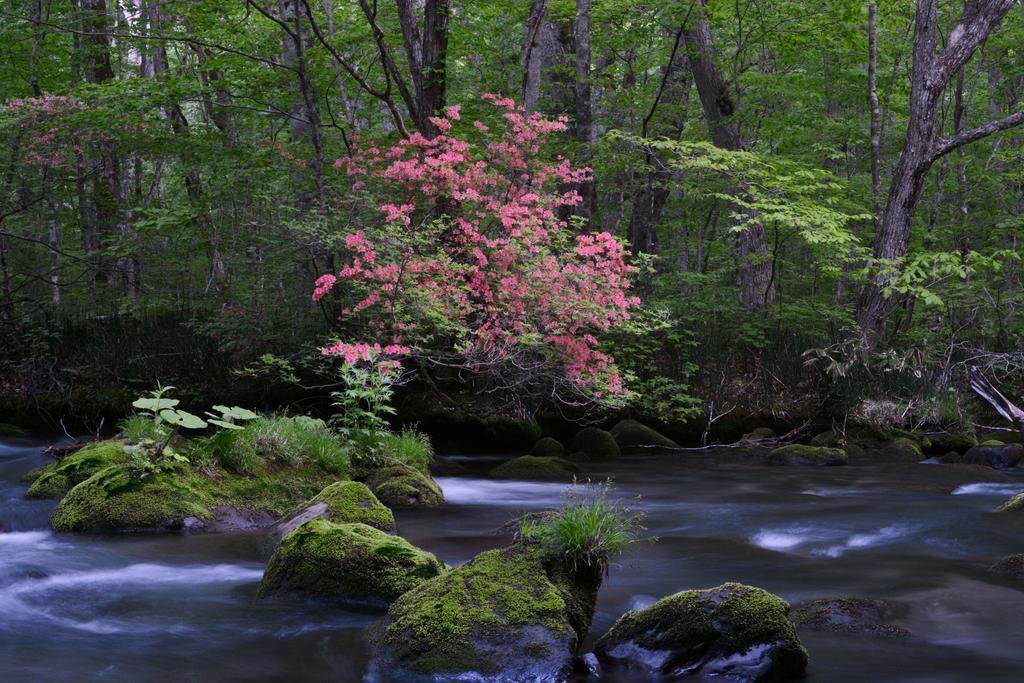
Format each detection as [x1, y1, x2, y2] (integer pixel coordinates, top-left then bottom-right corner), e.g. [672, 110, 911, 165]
[2, 435, 1024, 682]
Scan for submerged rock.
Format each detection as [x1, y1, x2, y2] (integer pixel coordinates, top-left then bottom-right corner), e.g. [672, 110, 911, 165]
[790, 597, 910, 638]
[369, 543, 599, 681]
[258, 519, 443, 603]
[764, 445, 846, 466]
[610, 419, 680, 452]
[272, 481, 395, 540]
[570, 427, 621, 461]
[531, 437, 566, 458]
[995, 493, 1024, 513]
[490, 455, 580, 480]
[990, 554, 1024, 579]
[595, 582, 808, 683]
[963, 442, 1024, 470]
[365, 465, 444, 508]
[25, 440, 128, 499]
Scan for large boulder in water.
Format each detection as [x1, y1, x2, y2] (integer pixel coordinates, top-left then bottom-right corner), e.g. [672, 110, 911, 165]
[365, 465, 444, 508]
[764, 445, 846, 466]
[790, 597, 909, 638]
[926, 431, 977, 455]
[610, 420, 680, 453]
[570, 427, 621, 461]
[25, 440, 128, 499]
[995, 493, 1024, 513]
[530, 437, 566, 458]
[50, 463, 211, 533]
[271, 481, 395, 540]
[369, 543, 599, 681]
[594, 582, 808, 683]
[258, 519, 444, 603]
[963, 442, 1023, 470]
[490, 455, 580, 480]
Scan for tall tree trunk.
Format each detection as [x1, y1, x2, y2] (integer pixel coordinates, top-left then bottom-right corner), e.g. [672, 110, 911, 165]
[573, 0, 595, 225]
[683, 1, 774, 309]
[856, 0, 1024, 347]
[868, 3, 882, 209]
[395, 0, 450, 137]
[521, 0, 549, 112]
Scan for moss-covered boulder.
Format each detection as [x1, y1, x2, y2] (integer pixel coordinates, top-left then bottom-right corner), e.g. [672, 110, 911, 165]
[530, 437, 565, 458]
[927, 431, 977, 454]
[490, 455, 580, 480]
[366, 465, 444, 508]
[570, 427, 621, 461]
[50, 463, 212, 533]
[790, 597, 909, 638]
[963, 442, 1024, 470]
[273, 481, 395, 540]
[995, 493, 1024, 513]
[764, 445, 846, 466]
[595, 583, 808, 683]
[25, 440, 128, 499]
[258, 519, 443, 603]
[0, 422, 27, 437]
[880, 437, 926, 462]
[369, 543, 597, 681]
[739, 427, 777, 445]
[990, 554, 1024, 579]
[610, 419, 680, 453]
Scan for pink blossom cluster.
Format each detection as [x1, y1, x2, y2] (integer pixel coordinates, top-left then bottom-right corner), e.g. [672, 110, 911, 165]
[4, 94, 81, 167]
[315, 96, 639, 397]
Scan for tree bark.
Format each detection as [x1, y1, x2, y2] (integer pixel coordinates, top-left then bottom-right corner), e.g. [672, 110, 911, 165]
[683, 1, 774, 309]
[857, 0, 1023, 347]
[521, 0, 549, 112]
[868, 3, 882, 209]
[395, 0, 450, 137]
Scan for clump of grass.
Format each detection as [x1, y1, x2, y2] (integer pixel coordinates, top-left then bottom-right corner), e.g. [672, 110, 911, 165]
[192, 415, 348, 476]
[118, 414, 168, 442]
[349, 427, 433, 473]
[519, 480, 647, 576]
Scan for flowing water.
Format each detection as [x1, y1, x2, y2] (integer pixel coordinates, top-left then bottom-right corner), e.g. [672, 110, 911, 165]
[2, 435, 1024, 682]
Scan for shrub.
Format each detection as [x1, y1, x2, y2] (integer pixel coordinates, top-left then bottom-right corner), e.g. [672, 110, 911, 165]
[519, 480, 647, 576]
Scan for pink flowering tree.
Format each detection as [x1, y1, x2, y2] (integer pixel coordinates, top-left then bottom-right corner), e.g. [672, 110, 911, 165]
[313, 95, 640, 411]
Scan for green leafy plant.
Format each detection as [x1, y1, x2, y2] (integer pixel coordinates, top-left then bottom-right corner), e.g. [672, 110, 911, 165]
[519, 480, 648, 576]
[329, 358, 397, 434]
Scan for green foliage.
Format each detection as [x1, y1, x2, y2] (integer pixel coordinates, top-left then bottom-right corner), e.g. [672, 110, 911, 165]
[519, 480, 647, 575]
[192, 415, 348, 476]
[118, 414, 167, 442]
[330, 361, 397, 434]
[124, 440, 190, 479]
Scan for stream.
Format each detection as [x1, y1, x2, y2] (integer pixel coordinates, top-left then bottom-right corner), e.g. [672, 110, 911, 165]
[2, 434, 1024, 682]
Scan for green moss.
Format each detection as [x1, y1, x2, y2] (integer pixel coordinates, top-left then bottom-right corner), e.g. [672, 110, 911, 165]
[191, 416, 348, 476]
[569, 427, 620, 461]
[26, 441, 129, 499]
[610, 420, 679, 452]
[596, 582, 808, 677]
[928, 431, 977, 454]
[375, 544, 582, 675]
[0, 422, 27, 437]
[981, 439, 1005, 446]
[490, 455, 580, 480]
[765, 445, 846, 466]
[995, 493, 1024, 513]
[887, 437, 924, 461]
[293, 481, 395, 531]
[258, 519, 443, 602]
[50, 463, 211, 532]
[208, 464, 343, 519]
[530, 437, 565, 458]
[366, 465, 444, 508]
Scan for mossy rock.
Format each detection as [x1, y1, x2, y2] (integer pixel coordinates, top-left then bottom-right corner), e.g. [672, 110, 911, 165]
[995, 493, 1024, 513]
[490, 455, 580, 480]
[369, 543, 597, 680]
[479, 415, 543, 448]
[258, 519, 442, 603]
[980, 439, 1005, 446]
[927, 431, 977, 454]
[26, 440, 128, 500]
[790, 597, 909, 638]
[0, 422, 27, 437]
[50, 464, 212, 533]
[963, 442, 1024, 470]
[739, 427, 777, 445]
[366, 465, 444, 508]
[979, 431, 1024, 445]
[595, 582, 808, 682]
[609, 419, 680, 452]
[764, 445, 846, 466]
[569, 427, 621, 461]
[530, 437, 565, 458]
[870, 437, 924, 463]
[273, 481, 395, 539]
[990, 554, 1024, 579]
